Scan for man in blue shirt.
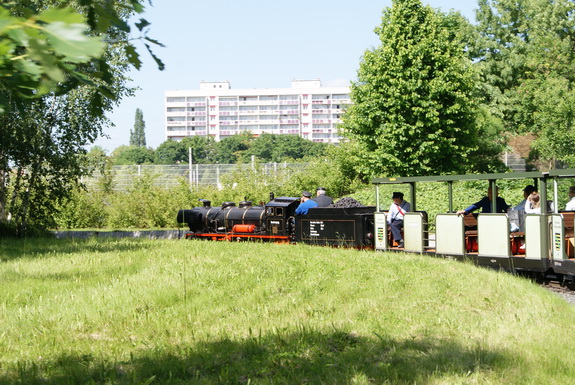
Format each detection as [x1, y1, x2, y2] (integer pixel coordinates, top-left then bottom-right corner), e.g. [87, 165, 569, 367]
[456, 186, 510, 216]
[295, 191, 318, 215]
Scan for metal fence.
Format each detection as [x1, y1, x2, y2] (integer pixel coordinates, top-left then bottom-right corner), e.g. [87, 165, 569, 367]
[82, 163, 308, 191]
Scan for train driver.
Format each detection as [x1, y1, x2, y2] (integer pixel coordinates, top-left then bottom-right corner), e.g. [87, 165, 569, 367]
[388, 192, 410, 248]
[456, 186, 510, 216]
[295, 191, 318, 215]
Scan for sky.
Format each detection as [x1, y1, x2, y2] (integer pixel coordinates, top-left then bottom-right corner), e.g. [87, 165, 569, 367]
[95, 0, 479, 153]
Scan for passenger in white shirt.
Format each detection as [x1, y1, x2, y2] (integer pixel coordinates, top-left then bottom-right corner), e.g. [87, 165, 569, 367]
[565, 186, 575, 211]
[525, 192, 541, 214]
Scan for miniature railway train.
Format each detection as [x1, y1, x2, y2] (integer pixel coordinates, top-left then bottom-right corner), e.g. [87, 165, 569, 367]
[177, 169, 575, 285]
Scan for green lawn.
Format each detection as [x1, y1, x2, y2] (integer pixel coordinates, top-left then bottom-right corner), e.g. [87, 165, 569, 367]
[0, 237, 574, 384]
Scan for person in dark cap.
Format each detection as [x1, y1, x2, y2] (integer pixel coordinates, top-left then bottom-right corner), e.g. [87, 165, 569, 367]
[313, 187, 333, 207]
[514, 185, 537, 211]
[387, 192, 410, 248]
[295, 190, 318, 215]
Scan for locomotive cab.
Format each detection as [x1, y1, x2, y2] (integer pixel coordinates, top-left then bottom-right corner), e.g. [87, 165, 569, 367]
[264, 197, 300, 237]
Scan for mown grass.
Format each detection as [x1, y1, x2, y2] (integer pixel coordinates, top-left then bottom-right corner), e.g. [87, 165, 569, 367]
[1, 237, 574, 384]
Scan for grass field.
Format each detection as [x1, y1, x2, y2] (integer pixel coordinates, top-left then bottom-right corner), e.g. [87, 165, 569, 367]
[1, 237, 574, 384]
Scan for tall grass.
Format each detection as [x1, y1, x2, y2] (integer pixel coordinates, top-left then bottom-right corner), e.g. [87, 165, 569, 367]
[1, 238, 574, 384]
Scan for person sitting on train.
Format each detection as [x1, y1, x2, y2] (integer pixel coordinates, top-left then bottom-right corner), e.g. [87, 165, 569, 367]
[313, 187, 334, 207]
[509, 185, 537, 232]
[387, 192, 410, 248]
[295, 191, 318, 215]
[456, 186, 510, 216]
[514, 185, 537, 211]
[525, 191, 541, 214]
[565, 186, 575, 211]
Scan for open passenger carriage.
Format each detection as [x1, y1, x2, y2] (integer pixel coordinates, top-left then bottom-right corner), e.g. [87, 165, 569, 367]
[372, 171, 560, 280]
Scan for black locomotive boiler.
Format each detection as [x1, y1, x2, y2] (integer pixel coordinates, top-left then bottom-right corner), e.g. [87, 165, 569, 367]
[176, 196, 300, 242]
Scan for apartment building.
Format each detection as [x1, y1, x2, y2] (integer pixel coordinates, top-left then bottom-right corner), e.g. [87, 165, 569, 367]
[165, 79, 351, 143]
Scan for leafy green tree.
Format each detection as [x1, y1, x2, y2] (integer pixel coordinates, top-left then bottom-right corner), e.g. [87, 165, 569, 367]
[130, 108, 147, 147]
[155, 140, 187, 164]
[0, 0, 163, 234]
[341, 0, 480, 178]
[112, 145, 155, 165]
[247, 133, 329, 163]
[180, 136, 217, 164]
[215, 133, 252, 164]
[0, 0, 164, 114]
[474, 0, 575, 167]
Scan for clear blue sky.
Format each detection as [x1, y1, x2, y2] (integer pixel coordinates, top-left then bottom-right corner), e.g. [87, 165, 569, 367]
[95, 0, 479, 153]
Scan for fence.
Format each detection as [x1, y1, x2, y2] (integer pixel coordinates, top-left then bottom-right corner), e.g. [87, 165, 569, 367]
[82, 162, 308, 191]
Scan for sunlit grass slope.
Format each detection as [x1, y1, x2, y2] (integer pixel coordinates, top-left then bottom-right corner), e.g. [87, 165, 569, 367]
[1, 238, 574, 384]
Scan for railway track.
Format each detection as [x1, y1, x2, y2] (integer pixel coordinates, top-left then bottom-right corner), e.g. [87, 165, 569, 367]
[540, 280, 575, 305]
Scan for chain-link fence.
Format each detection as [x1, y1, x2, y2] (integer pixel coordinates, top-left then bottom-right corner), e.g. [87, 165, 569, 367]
[82, 163, 308, 191]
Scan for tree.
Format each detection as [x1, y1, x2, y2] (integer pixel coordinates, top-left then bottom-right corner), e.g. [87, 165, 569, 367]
[0, 0, 163, 234]
[341, 0, 480, 178]
[112, 145, 155, 165]
[155, 140, 187, 164]
[0, 0, 164, 114]
[215, 133, 253, 164]
[180, 136, 217, 164]
[130, 108, 147, 147]
[246, 133, 329, 162]
[474, 0, 575, 168]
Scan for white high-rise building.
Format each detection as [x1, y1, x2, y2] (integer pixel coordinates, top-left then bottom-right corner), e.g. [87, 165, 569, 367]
[164, 79, 351, 143]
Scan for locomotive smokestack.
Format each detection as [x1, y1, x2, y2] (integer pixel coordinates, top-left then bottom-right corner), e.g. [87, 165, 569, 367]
[198, 199, 211, 208]
[270, 192, 275, 201]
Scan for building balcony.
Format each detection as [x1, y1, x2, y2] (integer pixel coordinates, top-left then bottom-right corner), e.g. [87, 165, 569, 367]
[165, 102, 187, 107]
[238, 100, 258, 106]
[257, 100, 279, 105]
[167, 111, 187, 117]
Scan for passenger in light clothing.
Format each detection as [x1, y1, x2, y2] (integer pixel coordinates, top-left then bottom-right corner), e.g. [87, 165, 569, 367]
[525, 192, 541, 214]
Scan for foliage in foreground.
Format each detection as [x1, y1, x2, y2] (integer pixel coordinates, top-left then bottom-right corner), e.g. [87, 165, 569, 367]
[0, 0, 164, 236]
[0, 238, 574, 384]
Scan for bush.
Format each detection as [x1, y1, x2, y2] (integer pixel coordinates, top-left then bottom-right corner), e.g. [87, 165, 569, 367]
[55, 188, 109, 229]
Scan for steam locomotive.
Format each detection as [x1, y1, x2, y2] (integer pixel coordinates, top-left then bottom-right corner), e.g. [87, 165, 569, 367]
[176, 194, 376, 248]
